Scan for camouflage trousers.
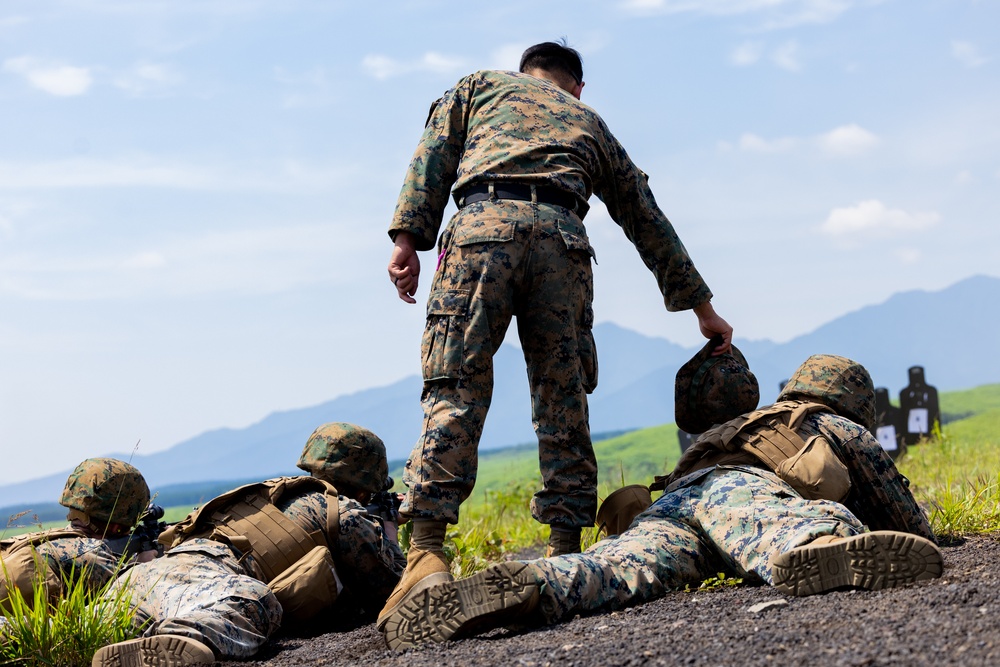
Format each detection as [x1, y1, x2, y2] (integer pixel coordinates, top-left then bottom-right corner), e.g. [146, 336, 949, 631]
[402, 199, 598, 527]
[528, 465, 865, 623]
[107, 539, 281, 659]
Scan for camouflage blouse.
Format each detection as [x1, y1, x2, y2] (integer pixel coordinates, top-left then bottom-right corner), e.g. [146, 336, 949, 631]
[389, 69, 712, 313]
[275, 492, 405, 614]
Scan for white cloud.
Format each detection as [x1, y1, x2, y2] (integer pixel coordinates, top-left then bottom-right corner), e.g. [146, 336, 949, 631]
[0, 157, 355, 193]
[954, 170, 976, 186]
[114, 61, 183, 96]
[122, 251, 168, 270]
[820, 200, 940, 237]
[272, 66, 337, 109]
[951, 40, 989, 68]
[619, 0, 854, 28]
[489, 43, 529, 71]
[731, 41, 764, 66]
[738, 132, 796, 152]
[361, 51, 466, 81]
[3, 56, 93, 96]
[0, 223, 373, 301]
[817, 123, 879, 156]
[893, 247, 922, 264]
[771, 40, 802, 71]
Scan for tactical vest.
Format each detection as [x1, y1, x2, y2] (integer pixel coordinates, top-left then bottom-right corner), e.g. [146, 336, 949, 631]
[0, 528, 86, 612]
[651, 400, 852, 502]
[158, 476, 341, 585]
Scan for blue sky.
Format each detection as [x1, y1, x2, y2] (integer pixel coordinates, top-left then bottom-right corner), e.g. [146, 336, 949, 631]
[1, 0, 997, 484]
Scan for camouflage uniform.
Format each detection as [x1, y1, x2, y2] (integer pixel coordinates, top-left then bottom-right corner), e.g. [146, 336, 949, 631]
[2, 458, 149, 614]
[107, 484, 403, 660]
[391, 70, 713, 528]
[527, 410, 933, 623]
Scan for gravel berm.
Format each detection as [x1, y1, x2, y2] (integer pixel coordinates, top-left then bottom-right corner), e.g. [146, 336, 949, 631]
[225, 534, 999, 667]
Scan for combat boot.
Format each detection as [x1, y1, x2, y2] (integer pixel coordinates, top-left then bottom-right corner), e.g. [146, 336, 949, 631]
[376, 519, 451, 630]
[770, 530, 943, 596]
[545, 525, 582, 557]
[382, 561, 541, 650]
[92, 634, 214, 667]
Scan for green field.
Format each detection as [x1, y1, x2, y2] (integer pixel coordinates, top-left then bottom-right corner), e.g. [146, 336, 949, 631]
[5, 384, 999, 547]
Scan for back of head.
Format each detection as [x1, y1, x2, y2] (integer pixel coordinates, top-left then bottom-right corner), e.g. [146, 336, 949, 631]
[519, 40, 584, 85]
[778, 354, 876, 430]
[675, 337, 760, 434]
[297, 422, 389, 495]
[59, 457, 150, 533]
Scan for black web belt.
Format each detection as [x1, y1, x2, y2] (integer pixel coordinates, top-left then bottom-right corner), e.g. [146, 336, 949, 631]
[455, 182, 580, 214]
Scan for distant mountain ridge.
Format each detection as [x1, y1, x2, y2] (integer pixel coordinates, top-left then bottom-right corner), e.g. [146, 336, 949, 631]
[3, 274, 998, 507]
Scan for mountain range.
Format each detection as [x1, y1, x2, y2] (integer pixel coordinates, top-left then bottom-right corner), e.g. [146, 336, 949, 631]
[2, 274, 998, 508]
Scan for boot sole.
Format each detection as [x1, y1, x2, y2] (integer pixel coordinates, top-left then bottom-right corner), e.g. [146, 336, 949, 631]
[771, 531, 943, 596]
[376, 571, 453, 632]
[91, 635, 215, 667]
[382, 562, 538, 651]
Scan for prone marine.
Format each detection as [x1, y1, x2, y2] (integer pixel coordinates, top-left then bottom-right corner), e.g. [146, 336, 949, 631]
[91, 422, 404, 667]
[380, 353, 944, 649]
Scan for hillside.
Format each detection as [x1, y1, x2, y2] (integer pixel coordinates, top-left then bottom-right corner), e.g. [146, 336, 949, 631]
[2, 275, 998, 507]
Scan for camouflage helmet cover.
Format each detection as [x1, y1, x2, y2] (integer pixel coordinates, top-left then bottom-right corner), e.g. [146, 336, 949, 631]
[59, 457, 150, 526]
[674, 336, 760, 435]
[297, 422, 389, 494]
[778, 354, 876, 430]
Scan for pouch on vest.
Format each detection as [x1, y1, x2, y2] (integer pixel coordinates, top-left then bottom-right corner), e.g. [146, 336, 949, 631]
[774, 434, 852, 502]
[0, 529, 81, 612]
[267, 545, 342, 622]
[595, 484, 652, 538]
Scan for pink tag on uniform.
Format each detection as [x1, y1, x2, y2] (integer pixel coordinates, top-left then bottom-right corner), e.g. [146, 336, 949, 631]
[436, 247, 447, 270]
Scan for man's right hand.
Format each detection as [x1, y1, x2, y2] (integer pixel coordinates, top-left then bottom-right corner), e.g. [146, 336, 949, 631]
[693, 301, 733, 355]
[388, 232, 421, 304]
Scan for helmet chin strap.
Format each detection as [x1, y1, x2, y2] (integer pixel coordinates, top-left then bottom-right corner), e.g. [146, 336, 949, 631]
[65, 508, 129, 539]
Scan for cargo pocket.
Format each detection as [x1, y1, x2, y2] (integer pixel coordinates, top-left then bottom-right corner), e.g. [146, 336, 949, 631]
[557, 218, 597, 261]
[422, 288, 471, 382]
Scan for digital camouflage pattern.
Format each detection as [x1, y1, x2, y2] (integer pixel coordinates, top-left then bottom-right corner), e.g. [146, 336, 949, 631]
[1, 532, 121, 612]
[779, 354, 877, 431]
[110, 485, 405, 659]
[389, 70, 711, 313]
[392, 70, 713, 528]
[403, 198, 598, 527]
[59, 458, 150, 526]
[520, 407, 933, 624]
[798, 412, 933, 540]
[106, 539, 280, 659]
[674, 339, 759, 434]
[297, 422, 389, 494]
[527, 465, 866, 623]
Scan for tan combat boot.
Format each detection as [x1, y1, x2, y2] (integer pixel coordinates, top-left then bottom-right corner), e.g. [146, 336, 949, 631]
[382, 561, 541, 650]
[376, 519, 452, 631]
[770, 530, 943, 596]
[91, 634, 214, 667]
[545, 525, 582, 557]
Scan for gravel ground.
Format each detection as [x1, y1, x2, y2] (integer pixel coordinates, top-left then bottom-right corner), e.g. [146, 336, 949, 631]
[227, 534, 999, 667]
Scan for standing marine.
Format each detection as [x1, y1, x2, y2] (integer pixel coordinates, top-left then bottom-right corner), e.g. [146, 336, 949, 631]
[382, 39, 734, 628]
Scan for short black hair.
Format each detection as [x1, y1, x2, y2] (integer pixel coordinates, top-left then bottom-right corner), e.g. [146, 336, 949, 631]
[519, 39, 583, 85]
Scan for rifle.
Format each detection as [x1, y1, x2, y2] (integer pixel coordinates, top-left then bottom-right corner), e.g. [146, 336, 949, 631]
[125, 504, 167, 558]
[365, 477, 403, 528]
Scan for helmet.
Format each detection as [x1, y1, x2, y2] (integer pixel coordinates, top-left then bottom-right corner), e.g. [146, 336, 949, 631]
[674, 337, 760, 434]
[59, 457, 150, 527]
[778, 354, 876, 431]
[297, 423, 389, 494]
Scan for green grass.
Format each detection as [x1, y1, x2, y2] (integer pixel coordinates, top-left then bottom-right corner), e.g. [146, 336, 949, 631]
[1, 551, 142, 666]
[4, 381, 998, 660]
